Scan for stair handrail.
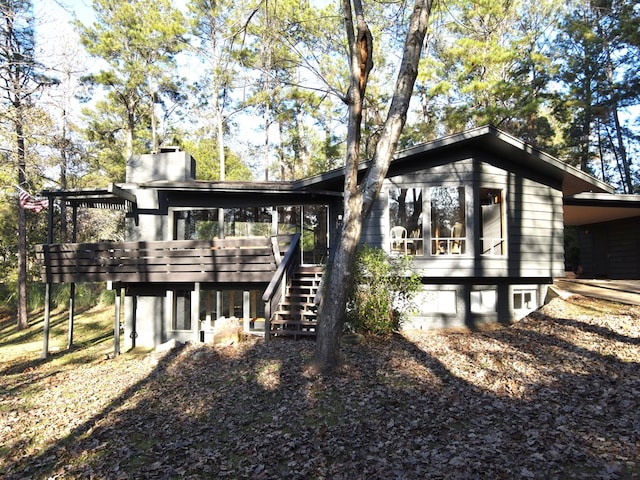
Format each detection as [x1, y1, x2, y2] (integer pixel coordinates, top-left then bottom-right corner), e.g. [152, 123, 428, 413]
[262, 233, 301, 339]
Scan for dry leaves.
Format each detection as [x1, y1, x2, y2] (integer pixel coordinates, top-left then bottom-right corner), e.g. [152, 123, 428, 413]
[1, 294, 639, 479]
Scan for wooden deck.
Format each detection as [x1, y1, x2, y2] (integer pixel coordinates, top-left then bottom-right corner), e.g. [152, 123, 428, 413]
[36, 236, 292, 284]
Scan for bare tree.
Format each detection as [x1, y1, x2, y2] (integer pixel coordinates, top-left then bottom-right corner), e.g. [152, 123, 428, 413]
[314, 0, 433, 372]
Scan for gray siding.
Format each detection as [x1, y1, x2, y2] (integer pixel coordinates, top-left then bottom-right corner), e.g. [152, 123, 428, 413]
[578, 216, 640, 279]
[364, 155, 564, 280]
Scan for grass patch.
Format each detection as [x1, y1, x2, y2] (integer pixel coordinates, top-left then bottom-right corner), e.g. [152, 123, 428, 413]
[0, 303, 117, 373]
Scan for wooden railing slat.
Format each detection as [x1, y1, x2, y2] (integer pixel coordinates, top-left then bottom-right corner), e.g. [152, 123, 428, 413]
[36, 236, 289, 285]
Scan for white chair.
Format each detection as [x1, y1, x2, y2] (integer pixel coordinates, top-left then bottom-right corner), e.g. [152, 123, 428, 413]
[390, 226, 408, 254]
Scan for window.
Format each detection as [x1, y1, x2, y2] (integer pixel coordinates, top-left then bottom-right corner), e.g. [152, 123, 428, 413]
[471, 289, 497, 313]
[199, 289, 266, 332]
[389, 187, 423, 255]
[414, 289, 457, 314]
[172, 290, 192, 331]
[173, 206, 328, 265]
[513, 288, 537, 313]
[430, 186, 466, 255]
[199, 289, 265, 320]
[174, 207, 273, 240]
[480, 188, 505, 255]
[302, 205, 328, 264]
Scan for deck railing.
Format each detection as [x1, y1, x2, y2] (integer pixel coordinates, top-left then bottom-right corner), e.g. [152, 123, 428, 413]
[262, 233, 301, 338]
[35, 236, 295, 285]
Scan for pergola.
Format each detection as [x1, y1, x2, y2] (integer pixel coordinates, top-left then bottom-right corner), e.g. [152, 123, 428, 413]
[39, 184, 136, 359]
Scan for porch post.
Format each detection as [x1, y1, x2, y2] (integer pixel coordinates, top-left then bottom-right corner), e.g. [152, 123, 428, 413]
[243, 290, 250, 333]
[67, 205, 78, 349]
[41, 196, 55, 359]
[41, 283, 51, 359]
[192, 283, 201, 343]
[114, 284, 121, 357]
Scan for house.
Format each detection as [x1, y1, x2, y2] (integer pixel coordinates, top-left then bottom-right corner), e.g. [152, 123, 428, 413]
[36, 126, 640, 354]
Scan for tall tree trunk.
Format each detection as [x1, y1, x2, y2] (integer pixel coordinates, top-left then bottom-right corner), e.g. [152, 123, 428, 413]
[217, 100, 226, 236]
[17, 119, 29, 331]
[59, 106, 69, 241]
[314, 0, 432, 373]
[126, 107, 135, 162]
[597, 4, 633, 193]
[263, 102, 270, 181]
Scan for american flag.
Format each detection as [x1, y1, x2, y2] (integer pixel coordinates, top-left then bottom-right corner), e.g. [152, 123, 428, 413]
[17, 186, 49, 213]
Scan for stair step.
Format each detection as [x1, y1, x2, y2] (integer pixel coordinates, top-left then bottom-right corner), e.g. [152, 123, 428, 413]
[271, 330, 317, 337]
[271, 319, 317, 326]
[297, 266, 324, 273]
[280, 300, 317, 307]
[268, 266, 323, 338]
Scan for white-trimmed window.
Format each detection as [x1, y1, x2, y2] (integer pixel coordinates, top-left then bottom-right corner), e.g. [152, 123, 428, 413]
[430, 186, 466, 255]
[471, 289, 497, 313]
[480, 188, 506, 256]
[415, 289, 457, 314]
[513, 288, 537, 314]
[388, 186, 424, 256]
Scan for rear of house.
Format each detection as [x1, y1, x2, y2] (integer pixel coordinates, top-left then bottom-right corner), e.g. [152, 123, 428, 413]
[38, 126, 636, 351]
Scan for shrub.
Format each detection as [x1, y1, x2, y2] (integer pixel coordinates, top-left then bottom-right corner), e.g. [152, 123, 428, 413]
[345, 246, 420, 335]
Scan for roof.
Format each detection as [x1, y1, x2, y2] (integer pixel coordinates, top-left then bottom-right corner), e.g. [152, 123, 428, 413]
[297, 125, 615, 196]
[41, 126, 635, 226]
[41, 183, 136, 212]
[563, 192, 640, 225]
[131, 180, 342, 206]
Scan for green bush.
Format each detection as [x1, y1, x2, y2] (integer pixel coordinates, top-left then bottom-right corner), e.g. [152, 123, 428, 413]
[345, 246, 420, 335]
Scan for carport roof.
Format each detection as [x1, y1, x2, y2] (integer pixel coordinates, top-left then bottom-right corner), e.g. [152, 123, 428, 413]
[563, 192, 640, 226]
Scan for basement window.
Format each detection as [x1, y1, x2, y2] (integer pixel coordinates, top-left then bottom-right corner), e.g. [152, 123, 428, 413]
[513, 288, 537, 314]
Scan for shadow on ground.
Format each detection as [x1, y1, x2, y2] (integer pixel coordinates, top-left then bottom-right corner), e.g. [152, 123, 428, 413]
[2, 298, 639, 479]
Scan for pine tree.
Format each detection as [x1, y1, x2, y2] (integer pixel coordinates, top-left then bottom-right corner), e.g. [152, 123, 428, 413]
[0, 0, 57, 330]
[76, 0, 187, 172]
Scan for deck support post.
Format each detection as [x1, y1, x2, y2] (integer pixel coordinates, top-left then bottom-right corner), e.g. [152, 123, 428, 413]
[68, 206, 78, 350]
[243, 290, 250, 333]
[67, 283, 75, 349]
[114, 284, 121, 357]
[192, 283, 201, 343]
[42, 199, 55, 360]
[41, 282, 52, 359]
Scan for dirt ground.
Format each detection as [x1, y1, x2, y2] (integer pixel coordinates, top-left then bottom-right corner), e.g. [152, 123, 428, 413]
[1, 294, 639, 479]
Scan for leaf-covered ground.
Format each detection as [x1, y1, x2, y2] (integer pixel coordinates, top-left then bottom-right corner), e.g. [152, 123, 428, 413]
[1, 295, 639, 479]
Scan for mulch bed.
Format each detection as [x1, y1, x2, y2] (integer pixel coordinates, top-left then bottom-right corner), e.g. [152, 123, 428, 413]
[1, 294, 639, 479]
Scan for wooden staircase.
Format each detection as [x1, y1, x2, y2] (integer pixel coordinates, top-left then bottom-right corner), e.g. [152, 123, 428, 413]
[270, 266, 323, 338]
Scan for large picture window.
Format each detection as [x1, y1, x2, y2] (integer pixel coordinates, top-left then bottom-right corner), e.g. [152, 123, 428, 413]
[480, 188, 505, 255]
[173, 206, 328, 265]
[388, 186, 423, 255]
[175, 207, 273, 240]
[430, 186, 466, 255]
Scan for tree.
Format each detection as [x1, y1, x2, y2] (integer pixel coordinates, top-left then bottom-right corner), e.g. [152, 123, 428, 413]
[180, 136, 253, 181]
[314, 0, 433, 372]
[413, 0, 560, 147]
[238, 0, 349, 181]
[553, 0, 640, 190]
[76, 0, 186, 171]
[0, 0, 56, 330]
[187, 0, 245, 184]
